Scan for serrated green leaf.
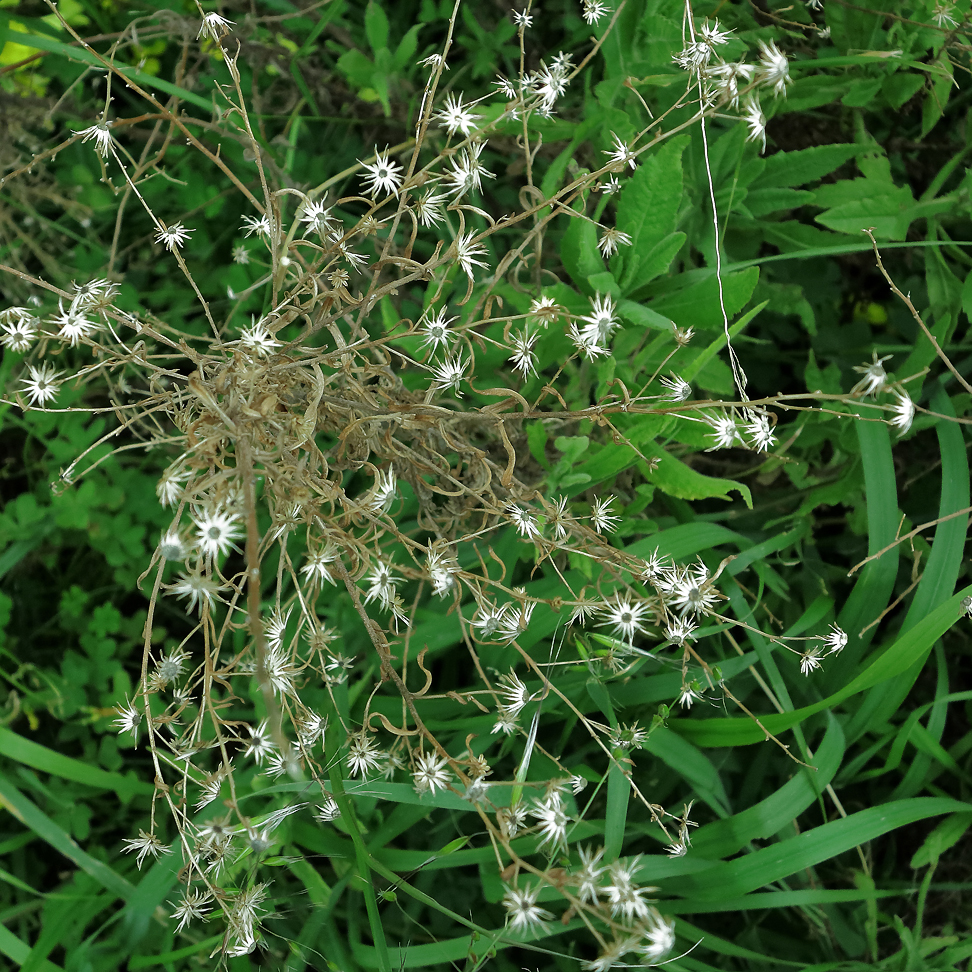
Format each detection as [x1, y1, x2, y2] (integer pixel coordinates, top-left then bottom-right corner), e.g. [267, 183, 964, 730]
[615, 136, 687, 291]
[364, 0, 390, 53]
[752, 144, 864, 190]
[746, 187, 814, 217]
[648, 267, 759, 329]
[646, 447, 752, 508]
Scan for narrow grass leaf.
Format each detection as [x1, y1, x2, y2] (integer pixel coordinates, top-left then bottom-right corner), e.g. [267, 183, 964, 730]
[0, 728, 152, 800]
[672, 586, 971, 746]
[690, 715, 844, 858]
[665, 796, 971, 900]
[0, 773, 134, 901]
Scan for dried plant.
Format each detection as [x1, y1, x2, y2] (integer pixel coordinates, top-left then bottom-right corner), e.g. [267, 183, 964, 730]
[2, 0, 967, 964]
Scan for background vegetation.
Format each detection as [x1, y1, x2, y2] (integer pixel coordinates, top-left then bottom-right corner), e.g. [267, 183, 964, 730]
[1, 0, 972, 969]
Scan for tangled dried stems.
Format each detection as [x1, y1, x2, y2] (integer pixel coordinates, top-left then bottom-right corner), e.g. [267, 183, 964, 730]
[0, 0, 962, 962]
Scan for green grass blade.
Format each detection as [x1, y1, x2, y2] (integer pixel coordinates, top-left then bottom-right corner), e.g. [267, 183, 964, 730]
[846, 383, 970, 742]
[0, 23, 214, 112]
[666, 885, 904, 913]
[128, 936, 223, 969]
[119, 847, 183, 946]
[329, 768, 391, 972]
[0, 728, 152, 800]
[673, 917, 806, 966]
[0, 773, 134, 901]
[604, 761, 628, 861]
[0, 925, 63, 972]
[680, 301, 768, 383]
[902, 385, 970, 630]
[672, 585, 972, 746]
[690, 714, 844, 858]
[666, 796, 971, 900]
[828, 414, 899, 684]
[644, 728, 731, 818]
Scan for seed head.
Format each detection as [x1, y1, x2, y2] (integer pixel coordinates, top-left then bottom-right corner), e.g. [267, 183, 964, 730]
[435, 92, 481, 137]
[360, 147, 404, 197]
[198, 11, 234, 40]
[74, 122, 113, 158]
[19, 363, 62, 406]
[154, 223, 193, 251]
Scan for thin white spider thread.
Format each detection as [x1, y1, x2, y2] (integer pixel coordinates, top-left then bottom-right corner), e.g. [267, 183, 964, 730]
[684, 0, 748, 402]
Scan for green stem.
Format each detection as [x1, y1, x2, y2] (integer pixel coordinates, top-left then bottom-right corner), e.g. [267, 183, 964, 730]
[329, 767, 391, 972]
[914, 859, 937, 944]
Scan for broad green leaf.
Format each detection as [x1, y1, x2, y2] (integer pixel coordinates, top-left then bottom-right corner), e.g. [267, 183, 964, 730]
[745, 188, 813, 217]
[565, 441, 644, 496]
[587, 270, 619, 296]
[338, 48, 377, 88]
[622, 232, 685, 295]
[777, 75, 850, 113]
[883, 71, 925, 108]
[364, 0, 390, 53]
[816, 189, 916, 240]
[648, 267, 759, 330]
[615, 136, 687, 292]
[561, 205, 605, 294]
[751, 144, 864, 189]
[761, 219, 854, 254]
[646, 446, 753, 508]
[392, 24, 422, 71]
[813, 155, 950, 239]
[961, 267, 972, 322]
[922, 50, 954, 137]
[842, 77, 883, 107]
[618, 298, 674, 331]
[910, 812, 972, 868]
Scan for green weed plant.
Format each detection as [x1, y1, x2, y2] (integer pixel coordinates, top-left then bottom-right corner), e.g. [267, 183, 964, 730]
[1, 0, 972, 969]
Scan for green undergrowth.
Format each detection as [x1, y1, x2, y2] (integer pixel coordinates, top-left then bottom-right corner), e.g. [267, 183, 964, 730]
[1, 0, 972, 970]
